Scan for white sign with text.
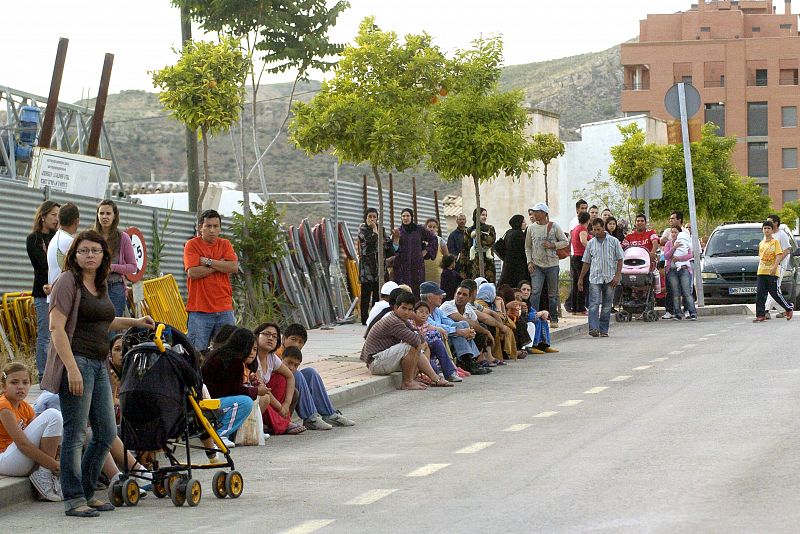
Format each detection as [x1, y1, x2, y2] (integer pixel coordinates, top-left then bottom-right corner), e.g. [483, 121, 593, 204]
[28, 148, 111, 198]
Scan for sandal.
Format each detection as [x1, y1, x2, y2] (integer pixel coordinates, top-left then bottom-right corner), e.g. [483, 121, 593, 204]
[65, 506, 100, 518]
[87, 499, 115, 512]
[495, 360, 508, 366]
[286, 423, 306, 435]
[433, 378, 454, 387]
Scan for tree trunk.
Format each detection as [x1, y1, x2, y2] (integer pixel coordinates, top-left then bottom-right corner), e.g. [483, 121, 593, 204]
[372, 165, 386, 289]
[197, 125, 210, 215]
[237, 114, 257, 310]
[543, 164, 549, 206]
[474, 176, 485, 278]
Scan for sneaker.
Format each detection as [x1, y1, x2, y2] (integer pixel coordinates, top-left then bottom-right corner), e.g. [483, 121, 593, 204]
[661, 312, 673, 320]
[672, 316, 682, 321]
[30, 468, 61, 502]
[51, 473, 63, 500]
[764, 312, 771, 320]
[262, 432, 271, 442]
[684, 311, 690, 319]
[304, 414, 333, 431]
[600, 332, 609, 338]
[323, 410, 356, 426]
[690, 315, 697, 321]
[445, 373, 463, 383]
[589, 330, 600, 337]
[221, 436, 236, 448]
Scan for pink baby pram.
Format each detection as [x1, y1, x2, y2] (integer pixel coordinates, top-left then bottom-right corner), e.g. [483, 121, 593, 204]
[616, 247, 659, 322]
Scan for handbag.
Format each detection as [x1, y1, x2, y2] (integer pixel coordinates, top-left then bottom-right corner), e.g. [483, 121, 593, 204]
[547, 222, 570, 260]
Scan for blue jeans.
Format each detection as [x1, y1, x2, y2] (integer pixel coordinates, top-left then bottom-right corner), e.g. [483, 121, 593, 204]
[429, 338, 458, 377]
[295, 368, 335, 420]
[531, 265, 560, 322]
[58, 355, 117, 511]
[108, 279, 127, 317]
[217, 395, 254, 438]
[668, 268, 697, 318]
[447, 320, 479, 358]
[588, 282, 615, 334]
[34, 297, 50, 382]
[187, 310, 236, 351]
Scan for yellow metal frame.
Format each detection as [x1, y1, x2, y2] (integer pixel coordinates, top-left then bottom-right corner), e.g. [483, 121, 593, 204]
[141, 275, 188, 333]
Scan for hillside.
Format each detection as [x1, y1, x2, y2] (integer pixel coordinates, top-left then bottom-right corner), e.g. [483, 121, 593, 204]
[90, 45, 623, 221]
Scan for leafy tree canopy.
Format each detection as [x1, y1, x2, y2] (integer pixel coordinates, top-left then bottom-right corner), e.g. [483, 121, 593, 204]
[608, 123, 662, 188]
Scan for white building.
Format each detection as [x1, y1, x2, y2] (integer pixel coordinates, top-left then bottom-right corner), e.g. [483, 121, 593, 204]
[556, 114, 668, 229]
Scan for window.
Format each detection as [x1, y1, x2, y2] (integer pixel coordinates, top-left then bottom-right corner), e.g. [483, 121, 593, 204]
[783, 190, 798, 203]
[748, 142, 768, 177]
[681, 75, 693, 85]
[755, 69, 768, 86]
[780, 23, 793, 30]
[782, 106, 797, 127]
[752, 26, 761, 32]
[783, 148, 798, 169]
[701, 26, 711, 32]
[748, 102, 768, 136]
[704, 103, 725, 135]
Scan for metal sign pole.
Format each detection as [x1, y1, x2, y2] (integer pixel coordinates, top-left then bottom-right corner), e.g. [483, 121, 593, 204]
[678, 83, 705, 307]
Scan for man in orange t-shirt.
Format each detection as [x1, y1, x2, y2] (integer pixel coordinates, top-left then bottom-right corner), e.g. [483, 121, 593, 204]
[184, 209, 239, 350]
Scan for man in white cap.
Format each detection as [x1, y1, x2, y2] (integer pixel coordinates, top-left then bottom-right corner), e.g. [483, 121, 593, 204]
[365, 281, 399, 328]
[525, 202, 569, 327]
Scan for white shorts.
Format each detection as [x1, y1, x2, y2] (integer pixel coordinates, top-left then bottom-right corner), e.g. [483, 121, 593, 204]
[368, 343, 413, 376]
[0, 408, 62, 476]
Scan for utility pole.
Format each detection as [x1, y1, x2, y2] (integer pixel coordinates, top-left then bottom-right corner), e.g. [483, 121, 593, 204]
[180, 6, 200, 213]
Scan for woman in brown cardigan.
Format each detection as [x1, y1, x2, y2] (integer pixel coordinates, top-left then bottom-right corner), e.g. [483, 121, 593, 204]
[42, 230, 153, 518]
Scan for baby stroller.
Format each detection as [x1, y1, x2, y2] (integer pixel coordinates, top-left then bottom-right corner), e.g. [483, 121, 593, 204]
[111, 323, 243, 508]
[616, 247, 659, 322]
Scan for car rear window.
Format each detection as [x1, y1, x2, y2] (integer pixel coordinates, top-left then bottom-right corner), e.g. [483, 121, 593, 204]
[705, 228, 763, 257]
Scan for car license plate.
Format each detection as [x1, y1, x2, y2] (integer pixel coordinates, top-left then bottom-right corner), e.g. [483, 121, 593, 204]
[729, 287, 756, 295]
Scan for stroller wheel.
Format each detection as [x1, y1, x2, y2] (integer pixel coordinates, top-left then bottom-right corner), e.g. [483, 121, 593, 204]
[170, 478, 187, 507]
[108, 480, 124, 507]
[212, 471, 228, 499]
[165, 473, 180, 497]
[186, 479, 202, 507]
[644, 310, 658, 323]
[122, 478, 140, 507]
[225, 471, 244, 499]
[616, 310, 631, 323]
[152, 477, 168, 499]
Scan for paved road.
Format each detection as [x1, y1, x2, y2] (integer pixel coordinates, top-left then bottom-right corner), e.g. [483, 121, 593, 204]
[4, 316, 799, 533]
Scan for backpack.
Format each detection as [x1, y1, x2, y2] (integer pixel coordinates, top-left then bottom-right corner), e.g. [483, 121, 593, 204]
[547, 222, 570, 260]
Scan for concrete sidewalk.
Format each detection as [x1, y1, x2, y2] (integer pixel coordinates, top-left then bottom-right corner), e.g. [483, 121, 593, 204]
[0, 304, 750, 509]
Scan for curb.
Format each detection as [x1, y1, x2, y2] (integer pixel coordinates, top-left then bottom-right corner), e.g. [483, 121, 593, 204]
[328, 373, 402, 409]
[0, 476, 34, 510]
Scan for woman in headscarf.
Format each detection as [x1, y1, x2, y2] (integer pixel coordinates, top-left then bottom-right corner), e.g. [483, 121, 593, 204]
[474, 282, 520, 361]
[391, 208, 438, 297]
[459, 208, 496, 283]
[498, 214, 529, 288]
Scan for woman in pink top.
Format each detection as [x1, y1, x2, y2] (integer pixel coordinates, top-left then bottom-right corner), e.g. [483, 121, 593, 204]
[663, 227, 697, 320]
[94, 200, 137, 317]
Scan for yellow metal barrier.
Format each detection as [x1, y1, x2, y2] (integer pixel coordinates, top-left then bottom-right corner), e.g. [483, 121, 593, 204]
[141, 274, 188, 333]
[1, 292, 35, 354]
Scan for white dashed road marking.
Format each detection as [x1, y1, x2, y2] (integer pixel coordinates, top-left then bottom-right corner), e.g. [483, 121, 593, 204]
[697, 337, 709, 341]
[706, 333, 718, 336]
[281, 520, 336, 534]
[668, 350, 684, 355]
[503, 423, 532, 432]
[610, 375, 632, 382]
[533, 411, 559, 418]
[682, 344, 697, 349]
[345, 489, 397, 505]
[584, 386, 609, 394]
[559, 399, 583, 407]
[650, 357, 668, 362]
[632, 365, 652, 371]
[407, 463, 450, 477]
[455, 442, 494, 454]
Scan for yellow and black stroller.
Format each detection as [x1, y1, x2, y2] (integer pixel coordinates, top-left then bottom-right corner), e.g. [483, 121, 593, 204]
[110, 323, 243, 507]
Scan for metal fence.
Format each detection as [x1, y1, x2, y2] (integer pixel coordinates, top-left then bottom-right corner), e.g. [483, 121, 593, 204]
[0, 180, 197, 297]
[329, 178, 445, 240]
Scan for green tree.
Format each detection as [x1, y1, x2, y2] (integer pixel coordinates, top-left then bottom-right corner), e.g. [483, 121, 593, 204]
[428, 36, 532, 277]
[608, 123, 662, 188]
[529, 132, 565, 205]
[290, 17, 448, 286]
[174, 0, 349, 197]
[649, 123, 771, 233]
[151, 38, 248, 212]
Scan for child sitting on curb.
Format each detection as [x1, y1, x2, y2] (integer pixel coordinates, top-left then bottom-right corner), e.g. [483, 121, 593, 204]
[0, 362, 63, 502]
[278, 323, 355, 429]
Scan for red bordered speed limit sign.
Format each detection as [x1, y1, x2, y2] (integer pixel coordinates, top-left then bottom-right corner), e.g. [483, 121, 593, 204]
[126, 227, 147, 283]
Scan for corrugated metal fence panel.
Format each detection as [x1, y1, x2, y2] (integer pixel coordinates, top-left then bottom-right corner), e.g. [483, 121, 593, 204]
[329, 178, 445, 240]
[0, 181, 47, 293]
[0, 179, 198, 298]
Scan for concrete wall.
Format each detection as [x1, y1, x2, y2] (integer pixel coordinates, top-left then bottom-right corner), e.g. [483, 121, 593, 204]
[556, 115, 668, 230]
[460, 109, 561, 233]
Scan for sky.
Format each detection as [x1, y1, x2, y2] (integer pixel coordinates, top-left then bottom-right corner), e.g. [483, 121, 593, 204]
[3, 0, 694, 103]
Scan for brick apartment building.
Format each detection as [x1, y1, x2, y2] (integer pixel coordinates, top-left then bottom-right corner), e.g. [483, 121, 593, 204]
[621, 0, 800, 208]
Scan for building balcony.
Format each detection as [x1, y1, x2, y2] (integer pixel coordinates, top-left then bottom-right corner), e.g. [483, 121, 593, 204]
[746, 78, 769, 87]
[779, 77, 799, 86]
[623, 82, 650, 91]
[704, 80, 726, 88]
